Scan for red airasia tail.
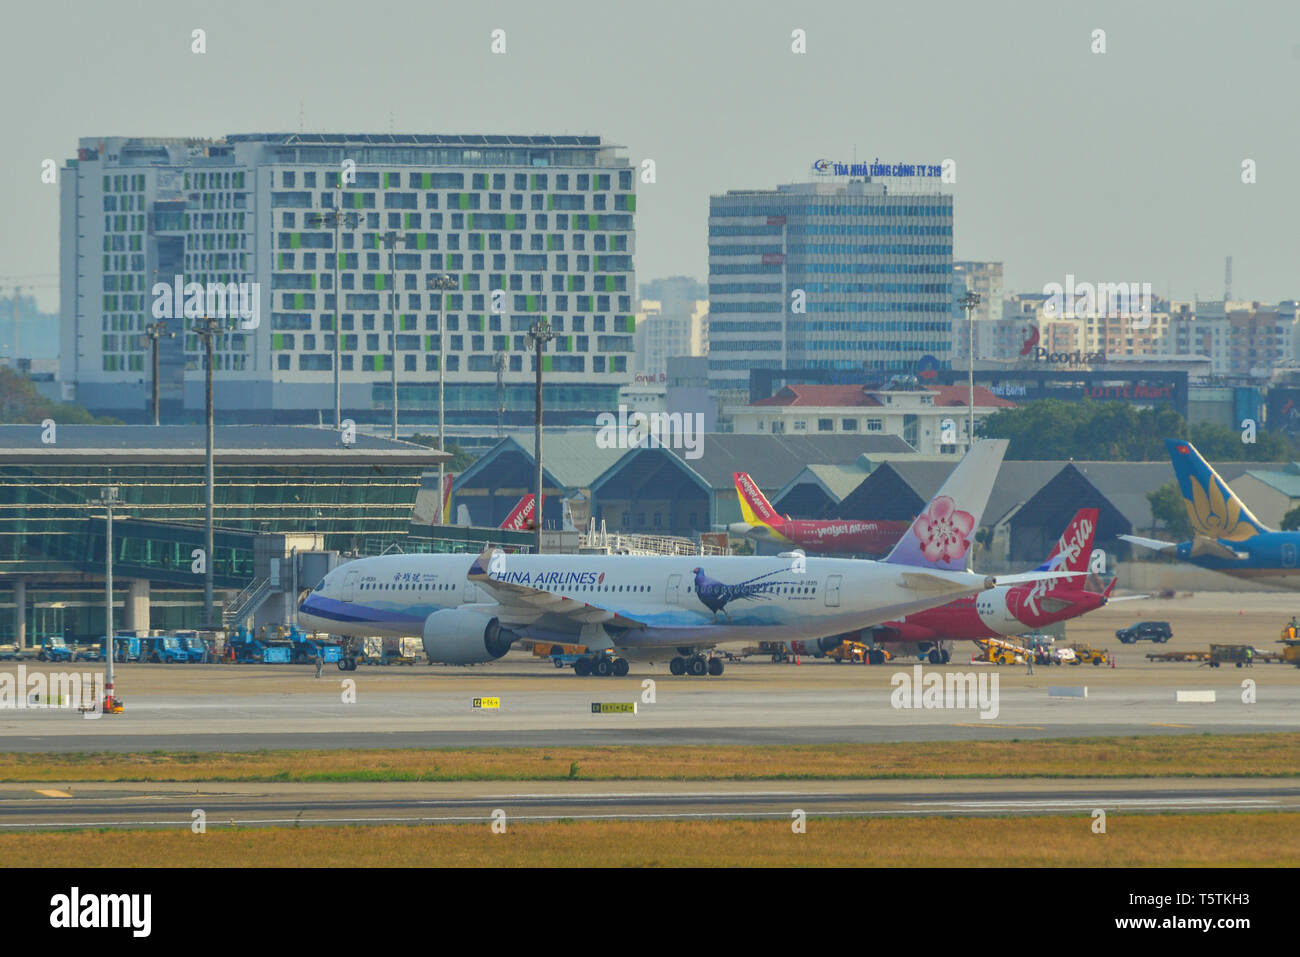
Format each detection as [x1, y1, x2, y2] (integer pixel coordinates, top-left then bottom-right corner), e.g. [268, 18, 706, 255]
[727, 471, 909, 556]
[499, 494, 541, 531]
[864, 508, 1111, 662]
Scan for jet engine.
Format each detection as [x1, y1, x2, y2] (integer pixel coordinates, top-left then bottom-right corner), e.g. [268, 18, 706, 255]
[422, 608, 521, 664]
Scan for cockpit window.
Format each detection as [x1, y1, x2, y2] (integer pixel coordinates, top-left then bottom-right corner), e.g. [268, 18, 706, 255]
[313, 580, 326, 592]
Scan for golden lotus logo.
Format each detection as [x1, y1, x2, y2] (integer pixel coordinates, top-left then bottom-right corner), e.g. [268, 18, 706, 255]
[1186, 475, 1256, 541]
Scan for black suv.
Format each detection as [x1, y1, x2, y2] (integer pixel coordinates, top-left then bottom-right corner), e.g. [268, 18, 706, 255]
[1116, 621, 1173, 644]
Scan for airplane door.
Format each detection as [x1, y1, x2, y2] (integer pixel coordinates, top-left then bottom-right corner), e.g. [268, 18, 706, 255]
[1284, 544, 1297, 568]
[825, 574, 841, 607]
[667, 574, 682, 605]
[342, 571, 358, 602]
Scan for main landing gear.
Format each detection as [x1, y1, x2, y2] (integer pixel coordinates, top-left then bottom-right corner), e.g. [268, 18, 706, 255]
[670, 654, 724, 677]
[926, 648, 951, 665]
[573, 653, 630, 677]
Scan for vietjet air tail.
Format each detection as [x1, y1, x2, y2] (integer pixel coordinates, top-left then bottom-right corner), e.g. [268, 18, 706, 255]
[728, 471, 909, 556]
[865, 508, 1113, 659]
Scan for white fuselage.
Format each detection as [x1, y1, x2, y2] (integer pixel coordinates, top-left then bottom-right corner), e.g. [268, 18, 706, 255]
[298, 552, 997, 651]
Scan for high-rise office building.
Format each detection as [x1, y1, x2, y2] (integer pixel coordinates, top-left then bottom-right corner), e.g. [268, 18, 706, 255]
[60, 133, 636, 424]
[706, 180, 953, 399]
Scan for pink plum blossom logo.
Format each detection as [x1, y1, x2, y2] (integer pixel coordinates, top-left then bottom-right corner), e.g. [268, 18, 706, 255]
[911, 496, 974, 564]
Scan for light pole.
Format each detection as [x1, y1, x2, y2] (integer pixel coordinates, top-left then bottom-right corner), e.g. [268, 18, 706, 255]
[382, 230, 403, 439]
[427, 274, 459, 520]
[193, 316, 228, 629]
[959, 291, 981, 449]
[144, 320, 175, 426]
[89, 486, 123, 711]
[526, 319, 557, 554]
[308, 202, 362, 429]
[494, 351, 506, 439]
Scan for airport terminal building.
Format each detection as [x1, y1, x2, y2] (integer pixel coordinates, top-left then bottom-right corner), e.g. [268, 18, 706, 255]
[59, 133, 636, 426]
[0, 425, 445, 645]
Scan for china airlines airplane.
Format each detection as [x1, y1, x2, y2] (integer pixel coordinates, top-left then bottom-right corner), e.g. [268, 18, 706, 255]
[299, 440, 1070, 677]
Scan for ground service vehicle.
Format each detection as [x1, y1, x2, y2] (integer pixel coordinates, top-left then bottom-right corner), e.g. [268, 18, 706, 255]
[1070, 643, 1109, 666]
[147, 637, 188, 663]
[37, 637, 74, 663]
[1116, 621, 1172, 644]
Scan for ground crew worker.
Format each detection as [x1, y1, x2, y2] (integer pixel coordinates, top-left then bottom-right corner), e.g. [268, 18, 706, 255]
[314, 651, 324, 678]
[1245, 646, 1254, 668]
[1026, 650, 1035, 675]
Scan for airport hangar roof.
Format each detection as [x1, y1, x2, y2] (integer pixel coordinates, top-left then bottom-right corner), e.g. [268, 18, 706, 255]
[586, 434, 915, 528]
[833, 456, 1282, 531]
[454, 433, 629, 494]
[1241, 465, 1300, 499]
[0, 425, 448, 467]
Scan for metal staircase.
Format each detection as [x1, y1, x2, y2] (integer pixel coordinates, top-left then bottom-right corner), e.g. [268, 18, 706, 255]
[221, 577, 273, 628]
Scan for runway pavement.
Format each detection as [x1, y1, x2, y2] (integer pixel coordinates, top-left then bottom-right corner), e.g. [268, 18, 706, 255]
[1, 777, 1294, 829]
[2, 652, 1298, 751]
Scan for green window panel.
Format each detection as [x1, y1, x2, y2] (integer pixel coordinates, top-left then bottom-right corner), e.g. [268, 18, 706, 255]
[467, 214, 474, 229]
[309, 275, 317, 290]
[416, 234, 427, 250]
[547, 235, 557, 250]
[627, 195, 636, 212]
[352, 192, 364, 209]
[289, 233, 301, 249]
[405, 213, 416, 229]
[424, 335, 434, 350]
[542, 355, 553, 373]
[567, 276, 575, 291]
[624, 316, 635, 332]
[382, 172, 391, 189]
[588, 215, 598, 230]
[374, 355, 385, 371]
[421, 173, 432, 189]
[373, 274, 386, 291]
[273, 334, 285, 349]
[594, 256, 601, 270]
[293, 293, 305, 309]
[459, 194, 471, 210]
[505, 213, 516, 229]
[565, 336, 573, 351]
[526, 295, 537, 311]
[548, 195, 555, 210]
[605, 276, 616, 292]
[531, 174, 541, 190]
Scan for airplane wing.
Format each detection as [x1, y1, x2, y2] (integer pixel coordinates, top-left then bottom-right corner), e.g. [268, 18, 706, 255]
[1119, 534, 1178, 553]
[466, 547, 647, 630]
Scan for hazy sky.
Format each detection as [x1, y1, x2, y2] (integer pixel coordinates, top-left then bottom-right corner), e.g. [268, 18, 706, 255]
[2, 0, 1298, 313]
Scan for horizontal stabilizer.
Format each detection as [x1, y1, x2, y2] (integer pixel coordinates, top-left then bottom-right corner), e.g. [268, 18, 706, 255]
[1119, 534, 1178, 553]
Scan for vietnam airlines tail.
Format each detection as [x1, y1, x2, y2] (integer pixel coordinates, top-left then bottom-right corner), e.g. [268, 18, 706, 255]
[1122, 439, 1300, 589]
